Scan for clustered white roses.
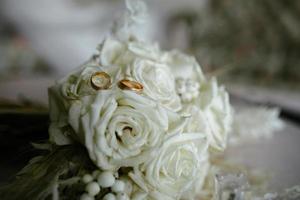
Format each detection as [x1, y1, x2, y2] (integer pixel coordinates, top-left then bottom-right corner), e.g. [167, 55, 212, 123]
[48, 2, 232, 199]
[48, 34, 232, 199]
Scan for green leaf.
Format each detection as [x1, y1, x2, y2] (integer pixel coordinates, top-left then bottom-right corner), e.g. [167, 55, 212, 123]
[0, 144, 96, 200]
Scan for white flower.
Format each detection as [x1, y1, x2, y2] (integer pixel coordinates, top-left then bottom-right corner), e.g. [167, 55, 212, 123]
[48, 63, 120, 145]
[46, 1, 234, 199]
[182, 105, 210, 134]
[98, 37, 181, 111]
[162, 50, 205, 82]
[112, 0, 149, 41]
[98, 37, 160, 68]
[198, 78, 232, 152]
[129, 133, 209, 200]
[164, 49, 233, 152]
[67, 90, 184, 170]
[60, 65, 100, 100]
[180, 78, 232, 152]
[126, 58, 181, 111]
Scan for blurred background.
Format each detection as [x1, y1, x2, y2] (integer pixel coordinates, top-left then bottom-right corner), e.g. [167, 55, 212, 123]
[0, 0, 299, 194]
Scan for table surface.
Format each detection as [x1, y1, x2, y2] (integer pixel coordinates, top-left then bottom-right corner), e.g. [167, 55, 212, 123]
[225, 120, 300, 192]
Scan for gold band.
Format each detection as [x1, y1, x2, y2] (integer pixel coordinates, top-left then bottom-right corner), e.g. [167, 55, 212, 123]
[118, 79, 143, 93]
[90, 71, 111, 90]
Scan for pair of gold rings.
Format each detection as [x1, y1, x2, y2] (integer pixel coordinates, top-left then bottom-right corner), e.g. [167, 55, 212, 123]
[91, 71, 143, 93]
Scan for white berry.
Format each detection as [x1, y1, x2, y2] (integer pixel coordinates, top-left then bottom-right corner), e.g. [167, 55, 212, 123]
[103, 193, 116, 200]
[85, 182, 100, 196]
[80, 193, 94, 200]
[116, 193, 129, 200]
[97, 171, 115, 188]
[112, 180, 125, 193]
[82, 174, 93, 184]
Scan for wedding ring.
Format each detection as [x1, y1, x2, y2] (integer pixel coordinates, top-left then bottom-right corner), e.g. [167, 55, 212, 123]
[118, 79, 143, 93]
[90, 71, 111, 90]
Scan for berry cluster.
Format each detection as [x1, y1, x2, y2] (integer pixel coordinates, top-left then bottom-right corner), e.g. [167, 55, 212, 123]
[80, 170, 129, 200]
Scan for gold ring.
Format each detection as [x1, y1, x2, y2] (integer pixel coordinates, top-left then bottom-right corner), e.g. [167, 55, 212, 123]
[118, 79, 143, 93]
[90, 71, 111, 90]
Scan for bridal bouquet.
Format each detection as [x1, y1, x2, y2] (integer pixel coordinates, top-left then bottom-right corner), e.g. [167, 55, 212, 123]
[0, 1, 232, 199]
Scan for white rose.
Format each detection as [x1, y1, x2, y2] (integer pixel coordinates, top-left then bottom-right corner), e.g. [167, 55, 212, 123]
[67, 90, 185, 170]
[98, 37, 181, 111]
[199, 78, 233, 152]
[48, 63, 121, 145]
[98, 37, 160, 67]
[163, 49, 233, 152]
[54, 62, 121, 101]
[129, 133, 209, 200]
[182, 105, 211, 134]
[126, 58, 181, 111]
[162, 50, 205, 82]
[180, 79, 232, 152]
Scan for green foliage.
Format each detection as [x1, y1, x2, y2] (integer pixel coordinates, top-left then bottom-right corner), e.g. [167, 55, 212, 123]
[0, 144, 96, 200]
